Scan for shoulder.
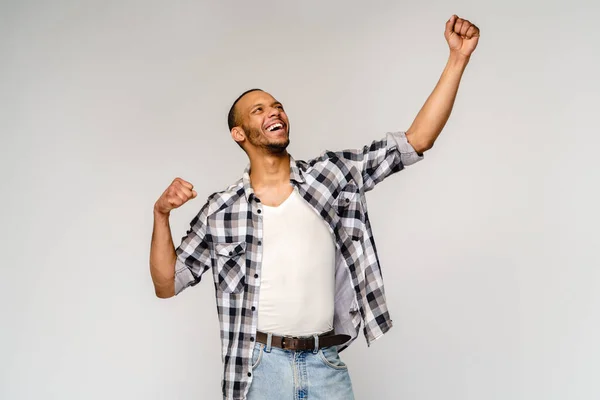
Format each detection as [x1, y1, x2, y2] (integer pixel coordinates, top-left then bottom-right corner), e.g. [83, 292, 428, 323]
[203, 177, 245, 216]
[301, 150, 362, 186]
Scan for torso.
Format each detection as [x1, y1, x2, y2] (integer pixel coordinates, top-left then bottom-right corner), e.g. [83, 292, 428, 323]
[257, 185, 336, 336]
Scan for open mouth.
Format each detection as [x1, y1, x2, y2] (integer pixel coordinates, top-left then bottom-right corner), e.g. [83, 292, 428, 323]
[265, 122, 285, 132]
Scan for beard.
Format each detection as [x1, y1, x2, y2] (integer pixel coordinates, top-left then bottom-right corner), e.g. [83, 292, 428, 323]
[243, 123, 290, 154]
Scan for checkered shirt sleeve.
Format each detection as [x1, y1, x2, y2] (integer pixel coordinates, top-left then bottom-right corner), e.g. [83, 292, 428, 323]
[173, 199, 212, 295]
[330, 131, 423, 192]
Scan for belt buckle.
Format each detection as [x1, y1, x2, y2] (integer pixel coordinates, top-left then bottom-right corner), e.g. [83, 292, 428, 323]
[280, 336, 296, 350]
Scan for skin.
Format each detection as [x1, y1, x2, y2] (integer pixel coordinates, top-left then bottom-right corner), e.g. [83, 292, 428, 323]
[149, 15, 480, 298]
[230, 90, 295, 207]
[405, 15, 480, 151]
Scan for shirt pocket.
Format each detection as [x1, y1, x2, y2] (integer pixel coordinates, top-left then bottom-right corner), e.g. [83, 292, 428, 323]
[214, 241, 247, 293]
[334, 182, 366, 241]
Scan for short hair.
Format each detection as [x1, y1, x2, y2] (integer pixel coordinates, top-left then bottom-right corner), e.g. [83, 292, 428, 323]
[227, 88, 263, 131]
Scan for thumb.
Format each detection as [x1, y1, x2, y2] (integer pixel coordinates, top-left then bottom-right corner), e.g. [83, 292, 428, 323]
[192, 190, 198, 198]
[445, 14, 457, 35]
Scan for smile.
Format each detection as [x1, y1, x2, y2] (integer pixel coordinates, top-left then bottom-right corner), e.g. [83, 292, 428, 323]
[266, 122, 284, 132]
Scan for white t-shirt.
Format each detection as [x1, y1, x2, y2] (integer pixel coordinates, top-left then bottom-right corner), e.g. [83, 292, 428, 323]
[257, 185, 336, 336]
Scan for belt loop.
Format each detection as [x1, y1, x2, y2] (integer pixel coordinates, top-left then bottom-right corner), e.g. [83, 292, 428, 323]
[312, 334, 319, 354]
[265, 332, 272, 353]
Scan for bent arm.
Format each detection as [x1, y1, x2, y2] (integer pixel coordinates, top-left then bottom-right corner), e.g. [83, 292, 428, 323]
[149, 208, 176, 298]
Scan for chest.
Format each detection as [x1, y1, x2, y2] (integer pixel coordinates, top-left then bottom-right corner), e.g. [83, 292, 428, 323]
[207, 178, 368, 295]
[252, 184, 295, 207]
[207, 179, 366, 248]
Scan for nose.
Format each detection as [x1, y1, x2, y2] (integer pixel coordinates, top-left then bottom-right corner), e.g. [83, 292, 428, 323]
[268, 106, 281, 118]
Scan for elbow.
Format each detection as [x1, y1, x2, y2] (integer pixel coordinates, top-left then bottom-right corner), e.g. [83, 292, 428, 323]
[405, 130, 433, 155]
[155, 289, 174, 299]
[153, 279, 176, 299]
[417, 140, 434, 154]
[150, 260, 176, 298]
[410, 138, 433, 155]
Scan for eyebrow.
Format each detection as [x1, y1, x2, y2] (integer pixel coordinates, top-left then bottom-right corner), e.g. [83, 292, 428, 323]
[250, 101, 283, 111]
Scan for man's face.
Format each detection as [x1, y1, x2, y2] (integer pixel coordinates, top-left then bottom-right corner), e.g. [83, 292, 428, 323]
[234, 91, 290, 153]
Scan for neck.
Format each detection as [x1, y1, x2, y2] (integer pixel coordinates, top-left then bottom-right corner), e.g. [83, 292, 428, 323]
[248, 151, 291, 190]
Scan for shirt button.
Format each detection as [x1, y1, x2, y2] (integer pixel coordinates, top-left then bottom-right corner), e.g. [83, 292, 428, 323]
[257, 240, 262, 245]
[257, 209, 262, 214]
[229, 251, 233, 256]
[345, 198, 350, 203]
[254, 273, 259, 279]
[251, 306, 256, 311]
[250, 337, 255, 342]
[248, 372, 252, 377]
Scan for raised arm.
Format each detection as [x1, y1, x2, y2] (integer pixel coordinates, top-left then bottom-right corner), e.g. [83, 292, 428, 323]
[405, 15, 480, 153]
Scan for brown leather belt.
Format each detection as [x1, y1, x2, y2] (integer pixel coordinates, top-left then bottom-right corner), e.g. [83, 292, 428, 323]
[255, 329, 350, 351]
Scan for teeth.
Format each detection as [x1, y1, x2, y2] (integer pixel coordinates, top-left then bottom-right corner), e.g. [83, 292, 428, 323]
[267, 123, 283, 131]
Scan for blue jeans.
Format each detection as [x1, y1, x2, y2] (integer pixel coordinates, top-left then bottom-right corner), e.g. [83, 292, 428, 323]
[246, 334, 355, 400]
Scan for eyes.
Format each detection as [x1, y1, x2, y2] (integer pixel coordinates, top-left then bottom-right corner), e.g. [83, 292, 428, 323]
[252, 104, 284, 114]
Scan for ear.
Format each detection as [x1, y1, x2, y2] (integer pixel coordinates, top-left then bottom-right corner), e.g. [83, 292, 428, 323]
[231, 126, 245, 144]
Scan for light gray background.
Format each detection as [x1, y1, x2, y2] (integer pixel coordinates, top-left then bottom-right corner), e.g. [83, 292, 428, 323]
[1, 0, 599, 399]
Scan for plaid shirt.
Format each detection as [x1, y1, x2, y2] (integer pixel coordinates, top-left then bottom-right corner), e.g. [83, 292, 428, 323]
[174, 131, 423, 399]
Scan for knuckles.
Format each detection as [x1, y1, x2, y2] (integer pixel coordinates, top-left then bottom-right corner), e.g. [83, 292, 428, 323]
[159, 178, 193, 211]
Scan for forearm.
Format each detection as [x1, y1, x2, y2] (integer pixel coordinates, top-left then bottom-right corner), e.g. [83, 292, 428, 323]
[150, 208, 177, 298]
[406, 52, 470, 153]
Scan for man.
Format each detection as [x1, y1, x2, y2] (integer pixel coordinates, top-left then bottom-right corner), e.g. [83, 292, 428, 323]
[150, 15, 480, 400]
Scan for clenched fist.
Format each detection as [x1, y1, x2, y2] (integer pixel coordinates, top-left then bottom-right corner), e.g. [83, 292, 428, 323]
[154, 177, 197, 215]
[445, 15, 480, 58]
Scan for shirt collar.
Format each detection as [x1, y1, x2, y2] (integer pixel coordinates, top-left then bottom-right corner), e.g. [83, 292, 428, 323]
[242, 153, 305, 203]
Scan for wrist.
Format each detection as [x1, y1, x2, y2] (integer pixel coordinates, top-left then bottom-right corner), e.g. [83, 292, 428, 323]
[153, 204, 170, 219]
[448, 51, 470, 68]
